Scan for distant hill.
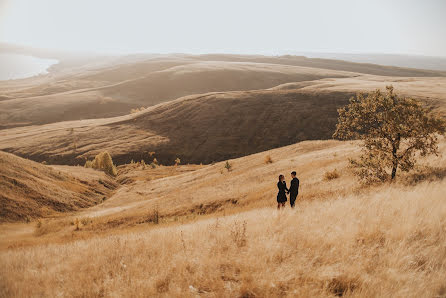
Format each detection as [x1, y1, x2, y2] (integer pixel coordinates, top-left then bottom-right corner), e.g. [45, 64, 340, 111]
[1, 51, 445, 128]
[1, 74, 445, 166]
[0, 88, 353, 165]
[299, 52, 446, 72]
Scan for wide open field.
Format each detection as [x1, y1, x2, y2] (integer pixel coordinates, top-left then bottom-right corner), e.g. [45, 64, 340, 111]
[1, 137, 446, 297]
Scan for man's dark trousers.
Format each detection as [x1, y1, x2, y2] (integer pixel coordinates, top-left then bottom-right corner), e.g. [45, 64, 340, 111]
[290, 193, 297, 207]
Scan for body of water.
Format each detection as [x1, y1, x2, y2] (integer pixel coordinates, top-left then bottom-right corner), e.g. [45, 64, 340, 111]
[0, 53, 58, 80]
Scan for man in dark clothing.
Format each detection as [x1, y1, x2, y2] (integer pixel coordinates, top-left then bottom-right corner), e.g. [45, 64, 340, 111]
[289, 171, 300, 208]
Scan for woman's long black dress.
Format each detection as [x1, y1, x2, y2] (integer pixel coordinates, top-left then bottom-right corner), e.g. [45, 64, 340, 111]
[277, 181, 289, 203]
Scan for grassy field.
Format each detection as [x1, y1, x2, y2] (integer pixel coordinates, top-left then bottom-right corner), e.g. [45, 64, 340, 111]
[1, 137, 445, 297]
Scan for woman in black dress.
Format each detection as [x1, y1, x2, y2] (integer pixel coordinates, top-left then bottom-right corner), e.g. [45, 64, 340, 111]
[277, 174, 289, 209]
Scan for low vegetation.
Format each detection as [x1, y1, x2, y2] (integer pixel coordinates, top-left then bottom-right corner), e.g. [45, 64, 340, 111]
[130, 107, 146, 114]
[84, 151, 118, 177]
[324, 169, 340, 181]
[224, 161, 232, 172]
[2, 180, 446, 297]
[264, 155, 273, 164]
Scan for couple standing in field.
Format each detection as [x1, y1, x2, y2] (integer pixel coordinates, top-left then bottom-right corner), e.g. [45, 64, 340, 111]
[277, 171, 300, 209]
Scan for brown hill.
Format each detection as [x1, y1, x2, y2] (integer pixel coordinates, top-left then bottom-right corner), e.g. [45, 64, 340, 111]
[2, 53, 445, 128]
[1, 75, 445, 166]
[0, 88, 354, 165]
[0, 61, 355, 127]
[0, 151, 118, 222]
[192, 54, 446, 77]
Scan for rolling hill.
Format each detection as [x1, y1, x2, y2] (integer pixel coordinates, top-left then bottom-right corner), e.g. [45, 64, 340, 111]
[1, 137, 445, 297]
[1, 52, 445, 128]
[1, 75, 445, 166]
[0, 150, 117, 222]
[0, 61, 355, 127]
[0, 88, 354, 165]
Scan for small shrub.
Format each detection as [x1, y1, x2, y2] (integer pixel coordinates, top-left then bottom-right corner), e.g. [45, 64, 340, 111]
[130, 107, 146, 114]
[74, 218, 81, 231]
[224, 161, 232, 172]
[84, 151, 117, 177]
[324, 169, 340, 181]
[153, 158, 159, 165]
[174, 157, 181, 166]
[152, 207, 159, 224]
[150, 162, 157, 169]
[264, 155, 273, 164]
[140, 159, 146, 169]
[80, 217, 92, 226]
[155, 276, 170, 293]
[230, 220, 247, 247]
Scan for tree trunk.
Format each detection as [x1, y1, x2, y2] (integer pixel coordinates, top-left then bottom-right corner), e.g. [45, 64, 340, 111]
[391, 161, 398, 180]
[391, 133, 401, 180]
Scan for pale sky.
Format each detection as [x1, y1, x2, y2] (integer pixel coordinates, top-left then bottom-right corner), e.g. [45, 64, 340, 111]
[0, 0, 445, 56]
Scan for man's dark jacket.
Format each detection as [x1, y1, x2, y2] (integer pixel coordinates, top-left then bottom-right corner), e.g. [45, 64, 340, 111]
[289, 177, 299, 195]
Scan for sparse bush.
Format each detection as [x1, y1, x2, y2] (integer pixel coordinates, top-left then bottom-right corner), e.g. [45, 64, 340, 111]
[74, 218, 81, 231]
[174, 157, 181, 166]
[84, 151, 118, 177]
[324, 169, 340, 181]
[264, 155, 273, 164]
[150, 162, 157, 169]
[153, 158, 159, 165]
[152, 207, 159, 225]
[224, 161, 232, 172]
[84, 160, 93, 168]
[130, 107, 146, 114]
[140, 159, 146, 169]
[80, 217, 92, 226]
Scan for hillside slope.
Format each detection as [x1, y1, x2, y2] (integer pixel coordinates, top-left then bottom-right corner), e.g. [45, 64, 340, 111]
[1, 76, 445, 166]
[0, 89, 354, 165]
[0, 61, 355, 127]
[0, 151, 118, 222]
[2, 53, 445, 128]
[1, 138, 446, 297]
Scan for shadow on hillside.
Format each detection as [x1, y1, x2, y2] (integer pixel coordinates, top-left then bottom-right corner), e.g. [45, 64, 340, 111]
[111, 90, 355, 165]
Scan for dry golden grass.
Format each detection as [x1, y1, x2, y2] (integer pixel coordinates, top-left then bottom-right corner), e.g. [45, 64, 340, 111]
[1, 179, 446, 297]
[1, 137, 445, 296]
